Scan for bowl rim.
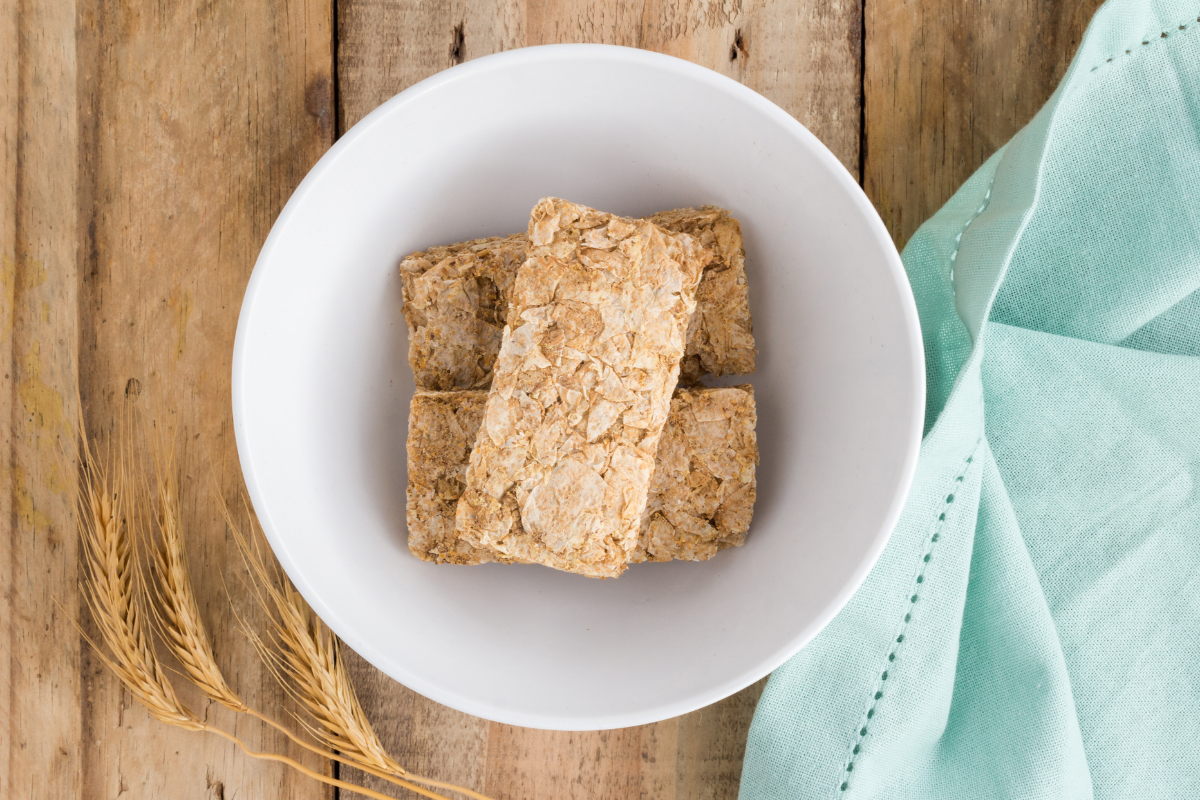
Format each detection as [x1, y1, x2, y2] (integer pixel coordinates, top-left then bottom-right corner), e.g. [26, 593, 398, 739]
[233, 42, 926, 730]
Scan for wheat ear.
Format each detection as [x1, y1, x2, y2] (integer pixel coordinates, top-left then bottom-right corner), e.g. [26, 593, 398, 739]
[76, 437, 203, 731]
[149, 468, 249, 711]
[74, 426, 452, 800]
[222, 503, 492, 800]
[151, 472, 488, 800]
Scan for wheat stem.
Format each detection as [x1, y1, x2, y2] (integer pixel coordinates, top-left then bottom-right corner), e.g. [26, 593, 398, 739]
[241, 709, 492, 800]
[75, 398, 493, 800]
[221, 502, 415, 768]
[74, 418, 465, 800]
[201, 724, 454, 800]
[149, 464, 489, 800]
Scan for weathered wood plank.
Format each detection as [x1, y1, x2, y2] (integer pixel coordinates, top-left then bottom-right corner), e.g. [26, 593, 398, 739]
[3, 0, 335, 798]
[628, 0, 863, 177]
[864, 0, 1103, 248]
[4, 2, 83, 799]
[672, 678, 767, 800]
[336, 1, 855, 797]
[75, 0, 336, 793]
[338, 0, 861, 172]
[337, 0, 523, 132]
[0, 0, 19, 791]
[483, 725, 646, 799]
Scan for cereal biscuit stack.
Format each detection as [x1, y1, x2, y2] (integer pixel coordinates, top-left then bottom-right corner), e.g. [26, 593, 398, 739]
[401, 198, 759, 577]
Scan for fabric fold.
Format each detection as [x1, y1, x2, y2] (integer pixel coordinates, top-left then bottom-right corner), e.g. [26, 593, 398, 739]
[740, 0, 1200, 797]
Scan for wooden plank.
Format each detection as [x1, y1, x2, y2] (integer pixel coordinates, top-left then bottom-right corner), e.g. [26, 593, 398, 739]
[2, 0, 335, 798]
[863, 0, 1104, 249]
[4, 3, 83, 800]
[476, 679, 766, 800]
[338, 0, 860, 172]
[672, 678, 767, 800]
[337, 0, 523, 132]
[75, 0, 336, 794]
[0, 0, 18, 791]
[604, 0, 863, 177]
[483, 725, 646, 799]
[336, 1, 857, 797]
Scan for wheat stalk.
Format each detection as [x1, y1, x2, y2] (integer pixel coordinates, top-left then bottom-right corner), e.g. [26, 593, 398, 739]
[224, 500, 403, 766]
[219, 502, 490, 800]
[74, 422, 470, 800]
[150, 464, 490, 800]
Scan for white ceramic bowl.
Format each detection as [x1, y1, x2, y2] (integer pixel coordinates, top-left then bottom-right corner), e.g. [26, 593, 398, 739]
[233, 44, 923, 731]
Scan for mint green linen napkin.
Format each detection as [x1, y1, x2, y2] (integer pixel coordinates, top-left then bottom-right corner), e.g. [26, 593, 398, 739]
[740, 1, 1200, 797]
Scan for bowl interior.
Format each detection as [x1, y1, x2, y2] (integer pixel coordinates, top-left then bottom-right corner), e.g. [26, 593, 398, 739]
[234, 45, 922, 730]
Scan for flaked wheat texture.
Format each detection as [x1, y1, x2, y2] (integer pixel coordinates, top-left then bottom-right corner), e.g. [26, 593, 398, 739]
[648, 207, 756, 383]
[406, 390, 509, 565]
[632, 384, 758, 562]
[407, 386, 758, 564]
[454, 198, 706, 578]
[400, 232, 525, 390]
[400, 206, 754, 390]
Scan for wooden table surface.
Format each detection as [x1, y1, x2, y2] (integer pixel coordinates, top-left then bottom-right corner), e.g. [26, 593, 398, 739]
[3, 1, 1100, 797]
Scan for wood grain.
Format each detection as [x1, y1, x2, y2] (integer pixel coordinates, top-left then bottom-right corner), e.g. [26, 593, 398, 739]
[76, 0, 336, 795]
[863, 0, 1104, 248]
[0, 4, 15, 792]
[337, 0, 524, 133]
[4, 2, 83, 799]
[5, 0, 337, 798]
[338, 0, 861, 172]
[339, 656, 492, 798]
